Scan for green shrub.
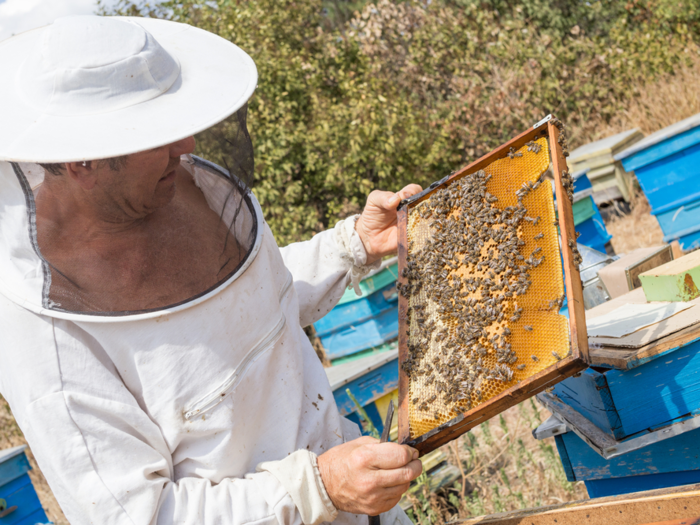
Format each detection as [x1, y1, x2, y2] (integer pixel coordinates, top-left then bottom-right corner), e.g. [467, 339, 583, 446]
[102, 0, 698, 245]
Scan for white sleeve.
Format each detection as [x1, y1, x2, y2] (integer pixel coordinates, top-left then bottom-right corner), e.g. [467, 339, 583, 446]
[0, 311, 323, 525]
[15, 368, 407, 525]
[279, 215, 381, 327]
[20, 392, 310, 525]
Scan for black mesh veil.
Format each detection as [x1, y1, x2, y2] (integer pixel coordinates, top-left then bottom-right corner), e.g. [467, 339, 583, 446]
[13, 105, 259, 316]
[201, 103, 256, 262]
[210, 103, 255, 192]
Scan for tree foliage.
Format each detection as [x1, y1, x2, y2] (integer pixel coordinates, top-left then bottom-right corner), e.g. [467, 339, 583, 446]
[103, 0, 698, 244]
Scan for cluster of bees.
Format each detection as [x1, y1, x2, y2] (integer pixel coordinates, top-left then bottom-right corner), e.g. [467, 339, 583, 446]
[552, 117, 571, 157]
[551, 118, 585, 268]
[568, 239, 584, 267]
[399, 158, 564, 417]
[561, 169, 575, 205]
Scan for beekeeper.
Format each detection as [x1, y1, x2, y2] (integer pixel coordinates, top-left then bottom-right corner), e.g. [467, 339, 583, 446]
[0, 15, 424, 525]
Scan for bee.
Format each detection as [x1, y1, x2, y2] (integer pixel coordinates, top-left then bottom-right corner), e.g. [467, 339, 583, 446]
[526, 141, 542, 154]
[524, 325, 533, 332]
[507, 147, 523, 159]
[516, 364, 526, 370]
[552, 351, 563, 360]
[531, 355, 539, 362]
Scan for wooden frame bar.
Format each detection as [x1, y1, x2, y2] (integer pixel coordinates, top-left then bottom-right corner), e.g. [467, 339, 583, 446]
[453, 483, 700, 525]
[396, 117, 589, 455]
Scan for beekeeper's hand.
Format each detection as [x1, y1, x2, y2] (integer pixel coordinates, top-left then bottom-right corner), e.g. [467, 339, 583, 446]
[355, 184, 423, 264]
[317, 436, 422, 515]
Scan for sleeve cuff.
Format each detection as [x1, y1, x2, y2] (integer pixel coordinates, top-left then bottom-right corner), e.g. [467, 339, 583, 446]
[257, 450, 338, 525]
[333, 215, 382, 296]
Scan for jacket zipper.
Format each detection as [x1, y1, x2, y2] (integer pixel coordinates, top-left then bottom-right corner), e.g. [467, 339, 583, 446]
[184, 272, 294, 420]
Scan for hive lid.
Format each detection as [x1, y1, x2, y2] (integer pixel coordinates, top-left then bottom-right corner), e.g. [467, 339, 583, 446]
[0, 445, 26, 465]
[587, 163, 616, 179]
[325, 348, 398, 391]
[586, 287, 700, 349]
[616, 112, 700, 161]
[569, 129, 643, 164]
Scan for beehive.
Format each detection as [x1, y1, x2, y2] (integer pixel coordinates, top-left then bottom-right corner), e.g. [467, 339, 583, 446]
[397, 118, 588, 453]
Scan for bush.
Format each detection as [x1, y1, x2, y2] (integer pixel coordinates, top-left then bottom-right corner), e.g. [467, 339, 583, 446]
[102, 0, 699, 244]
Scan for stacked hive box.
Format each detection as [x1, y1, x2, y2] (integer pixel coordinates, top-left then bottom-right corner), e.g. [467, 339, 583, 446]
[535, 413, 700, 498]
[565, 170, 613, 255]
[538, 255, 700, 499]
[313, 258, 399, 363]
[568, 129, 643, 203]
[616, 113, 700, 252]
[0, 446, 50, 525]
[315, 258, 402, 436]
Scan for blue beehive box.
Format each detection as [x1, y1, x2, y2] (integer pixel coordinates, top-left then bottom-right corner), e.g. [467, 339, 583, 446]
[314, 281, 398, 360]
[551, 335, 700, 442]
[616, 113, 700, 251]
[314, 258, 399, 361]
[536, 414, 700, 499]
[325, 350, 399, 435]
[556, 170, 613, 255]
[573, 197, 612, 255]
[0, 446, 50, 525]
[536, 281, 700, 499]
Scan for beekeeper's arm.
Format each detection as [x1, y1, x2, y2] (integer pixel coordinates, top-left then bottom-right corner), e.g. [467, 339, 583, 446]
[0, 309, 419, 525]
[279, 184, 422, 327]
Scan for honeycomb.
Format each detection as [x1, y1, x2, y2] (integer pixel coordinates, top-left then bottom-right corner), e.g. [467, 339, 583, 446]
[400, 137, 570, 439]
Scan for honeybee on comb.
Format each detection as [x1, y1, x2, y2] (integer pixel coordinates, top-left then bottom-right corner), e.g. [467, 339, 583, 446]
[401, 142, 570, 434]
[397, 118, 589, 452]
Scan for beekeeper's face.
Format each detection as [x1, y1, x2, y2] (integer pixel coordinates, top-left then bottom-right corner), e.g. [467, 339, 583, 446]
[92, 136, 196, 219]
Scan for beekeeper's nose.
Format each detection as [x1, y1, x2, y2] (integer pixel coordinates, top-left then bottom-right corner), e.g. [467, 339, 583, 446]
[170, 136, 196, 158]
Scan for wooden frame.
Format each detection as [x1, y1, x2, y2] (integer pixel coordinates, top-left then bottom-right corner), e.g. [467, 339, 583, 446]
[453, 483, 700, 525]
[396, 116, 589, 455]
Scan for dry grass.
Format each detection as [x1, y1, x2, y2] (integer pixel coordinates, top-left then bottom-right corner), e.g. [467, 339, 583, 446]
[604, 193, 666, 254]
[0, 395, 68, 525]
[607, 53, 700, 137]
[406, 401, 587, 524]
[570, 53, 700, 147]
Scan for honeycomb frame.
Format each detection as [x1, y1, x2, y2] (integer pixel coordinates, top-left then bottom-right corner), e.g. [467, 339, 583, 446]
[396, 117, 589, 455]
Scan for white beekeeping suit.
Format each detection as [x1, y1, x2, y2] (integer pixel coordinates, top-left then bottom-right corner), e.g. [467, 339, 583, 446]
[0, 14, 413, 525]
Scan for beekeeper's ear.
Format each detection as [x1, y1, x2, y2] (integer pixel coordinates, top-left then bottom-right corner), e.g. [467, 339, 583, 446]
[65, 161, 98, 190]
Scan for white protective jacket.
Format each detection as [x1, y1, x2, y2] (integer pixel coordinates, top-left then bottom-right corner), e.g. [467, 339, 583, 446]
[0, 157, 411, 525]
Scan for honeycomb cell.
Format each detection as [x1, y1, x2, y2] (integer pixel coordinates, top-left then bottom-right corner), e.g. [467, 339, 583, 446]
[402, 137, 570, 439]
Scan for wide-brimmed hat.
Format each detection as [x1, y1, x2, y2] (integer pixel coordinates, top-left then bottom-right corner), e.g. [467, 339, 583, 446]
[0, 15, 257, 163]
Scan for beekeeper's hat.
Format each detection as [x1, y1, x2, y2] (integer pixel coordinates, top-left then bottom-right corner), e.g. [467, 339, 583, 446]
[0, 15, 257, 163]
